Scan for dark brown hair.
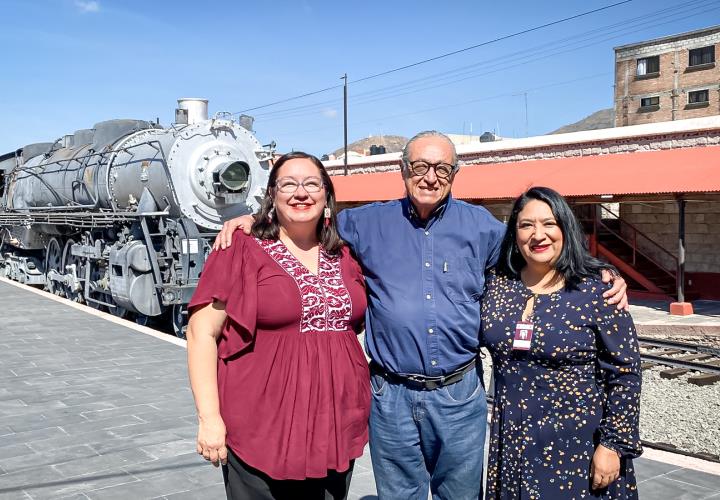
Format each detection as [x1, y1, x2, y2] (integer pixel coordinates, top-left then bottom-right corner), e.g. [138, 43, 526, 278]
[251, 151, 344, 255]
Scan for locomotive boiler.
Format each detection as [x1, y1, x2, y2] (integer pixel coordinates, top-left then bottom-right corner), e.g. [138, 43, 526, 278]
[0, 99, 273, 336]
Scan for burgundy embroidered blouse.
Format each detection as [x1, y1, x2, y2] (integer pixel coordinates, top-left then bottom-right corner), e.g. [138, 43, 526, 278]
[188, 232, 370, 480]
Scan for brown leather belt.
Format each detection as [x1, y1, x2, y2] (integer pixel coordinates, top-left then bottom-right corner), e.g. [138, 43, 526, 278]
[370, 358, 478, 391]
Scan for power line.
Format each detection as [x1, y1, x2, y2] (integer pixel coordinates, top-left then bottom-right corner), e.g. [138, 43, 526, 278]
[351, 0, 631, 84]
[250, 0, 714, 123]
[266, 72, 613, 140]
[238, 84, 343, 114]
[266, 0, 719, 140]
[252, 0, 718, 123]
[232, 0, 632, 114]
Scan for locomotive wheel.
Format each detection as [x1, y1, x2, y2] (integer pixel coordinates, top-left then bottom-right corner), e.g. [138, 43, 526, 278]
[172, 304, 188, 339]
[62, 239, 84, 303]
[135, 314, 151, 327]
[108, 299, 129, 319]
[44, 237, 63, 296]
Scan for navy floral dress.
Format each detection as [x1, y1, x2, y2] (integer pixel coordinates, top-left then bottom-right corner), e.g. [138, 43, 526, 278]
[481, 271, 642, 499]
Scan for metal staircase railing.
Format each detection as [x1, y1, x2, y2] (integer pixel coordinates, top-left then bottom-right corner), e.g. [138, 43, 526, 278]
[583, 206, 678, 297]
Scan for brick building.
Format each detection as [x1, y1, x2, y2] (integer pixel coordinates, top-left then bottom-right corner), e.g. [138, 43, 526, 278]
[615, 26, 720, 127]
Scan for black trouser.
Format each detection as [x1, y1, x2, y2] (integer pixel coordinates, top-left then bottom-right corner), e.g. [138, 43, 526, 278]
[222, 447, 354, 500]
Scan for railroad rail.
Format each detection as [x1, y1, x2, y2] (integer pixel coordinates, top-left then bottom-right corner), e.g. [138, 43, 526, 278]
[638, 336, 720, 385]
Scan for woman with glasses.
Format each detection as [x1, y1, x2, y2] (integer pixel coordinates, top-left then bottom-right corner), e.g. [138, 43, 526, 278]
[187, 152, 370, 500]
[481, 187, 642, 499]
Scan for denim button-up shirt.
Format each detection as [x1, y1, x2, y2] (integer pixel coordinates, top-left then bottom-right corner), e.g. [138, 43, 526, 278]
[338, 196, 506, 376]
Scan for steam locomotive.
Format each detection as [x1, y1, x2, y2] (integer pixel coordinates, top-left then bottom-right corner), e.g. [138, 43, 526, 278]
[0, 99, 273, 336]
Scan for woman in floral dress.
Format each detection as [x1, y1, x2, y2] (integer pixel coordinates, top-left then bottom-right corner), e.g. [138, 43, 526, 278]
[482, 187, 642, 499]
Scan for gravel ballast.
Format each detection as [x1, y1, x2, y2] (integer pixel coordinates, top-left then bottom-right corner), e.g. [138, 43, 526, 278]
[640, 368, 720, 458]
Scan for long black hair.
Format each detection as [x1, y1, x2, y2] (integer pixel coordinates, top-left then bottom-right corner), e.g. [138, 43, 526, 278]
[496, 186, 614, 289]
[251, 151, 344, 255]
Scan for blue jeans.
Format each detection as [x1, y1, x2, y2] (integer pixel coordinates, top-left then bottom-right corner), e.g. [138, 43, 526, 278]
[369, 365, 487, 500]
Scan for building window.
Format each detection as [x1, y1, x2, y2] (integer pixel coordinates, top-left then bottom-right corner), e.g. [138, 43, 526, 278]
[689, 46, 715, 67]
[686, 89, 710, 109]
[638, 96, 660, 112]
[640, 96, 660, 107]
[636, 55, 660, 76]
[688, 89, 710, 104]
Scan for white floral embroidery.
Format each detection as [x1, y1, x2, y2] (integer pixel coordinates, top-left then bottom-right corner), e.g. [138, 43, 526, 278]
[256, 238, 352, 333]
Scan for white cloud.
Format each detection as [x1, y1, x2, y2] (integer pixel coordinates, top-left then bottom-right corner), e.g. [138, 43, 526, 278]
[75, 1, 100, 13]
[322, 108, 338, 119]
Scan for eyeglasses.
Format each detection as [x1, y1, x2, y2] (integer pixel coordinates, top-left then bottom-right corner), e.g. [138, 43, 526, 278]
[275, 176, 325, 194]
[406, 161, 456, 179]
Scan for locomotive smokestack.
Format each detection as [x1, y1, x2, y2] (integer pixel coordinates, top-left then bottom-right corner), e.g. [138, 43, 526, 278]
[176, 98, 209, 125]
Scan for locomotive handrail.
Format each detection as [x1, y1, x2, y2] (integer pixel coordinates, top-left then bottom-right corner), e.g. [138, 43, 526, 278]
[103, 137, 181, 208]
[12, 154, 99, 209]
[11, 139, 169, 176]
[10, 139, 180, 211]
[0, 209, 171, 232]
[11, 168, 82, 209]
[12, 147, 103, 210]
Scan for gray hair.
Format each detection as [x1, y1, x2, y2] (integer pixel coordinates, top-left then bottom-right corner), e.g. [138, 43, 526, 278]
[401, 130, 458, 173]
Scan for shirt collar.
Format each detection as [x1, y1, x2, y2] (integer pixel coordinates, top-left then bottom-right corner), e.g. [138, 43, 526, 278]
[403, 194, 453, 227]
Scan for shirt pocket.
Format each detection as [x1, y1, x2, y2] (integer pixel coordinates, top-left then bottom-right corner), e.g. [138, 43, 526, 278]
[442, 256, 484, 303]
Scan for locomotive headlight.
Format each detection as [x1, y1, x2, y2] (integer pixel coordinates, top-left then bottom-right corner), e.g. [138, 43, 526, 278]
[217, 161, 250, 191]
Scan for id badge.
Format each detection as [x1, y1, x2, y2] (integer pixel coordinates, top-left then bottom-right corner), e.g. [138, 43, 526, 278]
[512, 321, 534, 350]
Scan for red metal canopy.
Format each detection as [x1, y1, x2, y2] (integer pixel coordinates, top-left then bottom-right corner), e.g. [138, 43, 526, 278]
[331, 146, 720, 202]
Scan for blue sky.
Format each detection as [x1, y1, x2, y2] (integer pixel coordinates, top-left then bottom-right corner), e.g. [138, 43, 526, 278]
[1, 0, 719, 156]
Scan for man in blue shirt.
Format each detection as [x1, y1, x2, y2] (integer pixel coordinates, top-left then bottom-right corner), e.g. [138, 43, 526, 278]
[337, 131, 505, 500]
[215, 131, 627, 499]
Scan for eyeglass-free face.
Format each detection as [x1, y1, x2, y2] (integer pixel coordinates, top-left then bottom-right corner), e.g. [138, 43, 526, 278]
[272, 160, 327, 227]
[515, 199, 564, 272]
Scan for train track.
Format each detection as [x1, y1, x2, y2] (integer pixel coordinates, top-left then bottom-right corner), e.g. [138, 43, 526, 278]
[638, 336, 720, 386]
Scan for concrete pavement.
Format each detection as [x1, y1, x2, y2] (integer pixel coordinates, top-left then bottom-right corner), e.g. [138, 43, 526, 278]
[0, 279, 718, 499]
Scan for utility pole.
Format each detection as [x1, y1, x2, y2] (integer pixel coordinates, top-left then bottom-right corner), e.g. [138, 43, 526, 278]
[524, 92, 529, 137]
[342, 73, 348, 176]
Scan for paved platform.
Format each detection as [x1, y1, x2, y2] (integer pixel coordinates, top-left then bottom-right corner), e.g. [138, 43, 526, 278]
[0, 279, 719, 499]
[631, 299, 720, 334]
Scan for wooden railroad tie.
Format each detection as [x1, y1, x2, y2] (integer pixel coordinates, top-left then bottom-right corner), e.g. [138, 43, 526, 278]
[659, 368, 688, 379]
[687, 373, 720, 386]
[639, 341, 720, 386]
[688, 359, 720, 386]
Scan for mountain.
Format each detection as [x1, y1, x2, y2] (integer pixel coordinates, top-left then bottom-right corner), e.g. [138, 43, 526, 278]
[331, 135, 408, 157]
[550, 109, 614, 134]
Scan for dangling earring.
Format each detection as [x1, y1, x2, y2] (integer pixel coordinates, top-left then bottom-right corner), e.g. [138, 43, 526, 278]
[323, 206, 331, 227]
[268, 206, 275, 222]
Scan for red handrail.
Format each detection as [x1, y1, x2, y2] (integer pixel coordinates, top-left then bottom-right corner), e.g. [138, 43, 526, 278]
[596, 219, 677, 280]
[598, 207, 678, 279]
